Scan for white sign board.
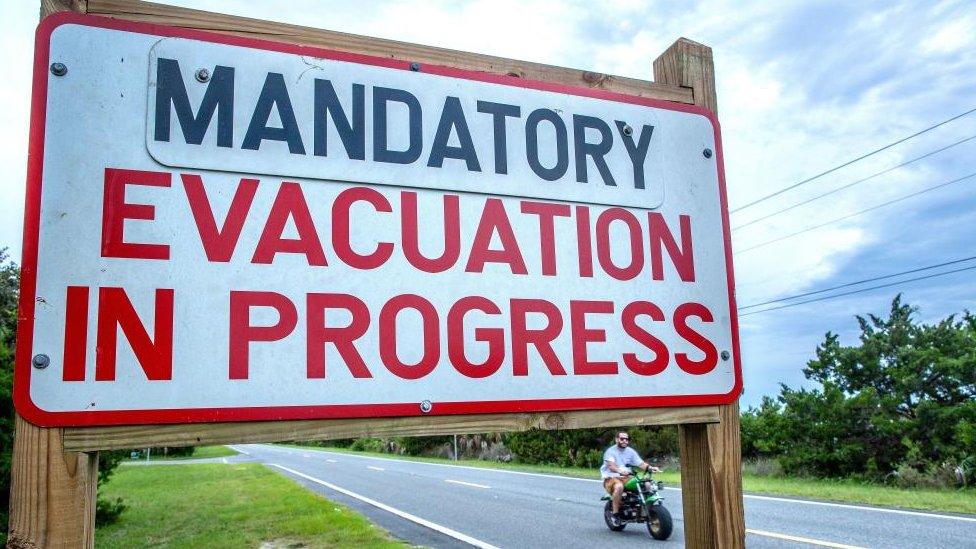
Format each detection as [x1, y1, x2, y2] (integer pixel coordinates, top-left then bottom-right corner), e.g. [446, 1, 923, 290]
[16, 14, 741, 426]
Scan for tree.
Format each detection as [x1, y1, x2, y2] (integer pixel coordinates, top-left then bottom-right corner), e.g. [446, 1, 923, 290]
[743, 296, 975, 480]
[804, 295, 976, 465]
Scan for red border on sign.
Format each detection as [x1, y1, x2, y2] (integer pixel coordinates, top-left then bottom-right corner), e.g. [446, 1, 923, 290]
[15, 12, 743, 427]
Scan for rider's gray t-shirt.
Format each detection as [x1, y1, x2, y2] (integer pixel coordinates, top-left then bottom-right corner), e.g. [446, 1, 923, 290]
[600, 445, 641, 478]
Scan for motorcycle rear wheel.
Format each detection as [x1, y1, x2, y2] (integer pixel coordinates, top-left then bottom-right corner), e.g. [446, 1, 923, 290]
[603, 501, 626, 531]
[645, 505, 673, 540]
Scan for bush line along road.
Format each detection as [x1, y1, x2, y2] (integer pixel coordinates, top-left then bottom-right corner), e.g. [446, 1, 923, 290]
[218, 444, 975, 548]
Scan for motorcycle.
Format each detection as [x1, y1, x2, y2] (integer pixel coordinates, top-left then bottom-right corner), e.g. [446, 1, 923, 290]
[601, 469, 673, 540]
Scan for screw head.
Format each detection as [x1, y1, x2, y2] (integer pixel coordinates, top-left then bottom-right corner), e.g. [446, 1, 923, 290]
[622, 124, 634, 136]
[195, 68, 211, 83]
[703, 148, 713, 159]
[409, 62, 421, 72]
[50, 62, 67, 77]
[420, 400, 433, 413]
[32, 354, 50, 369]
[720, 350, 731, 361]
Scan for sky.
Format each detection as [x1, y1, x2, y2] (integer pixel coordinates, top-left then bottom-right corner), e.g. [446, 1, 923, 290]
[0, 0, 973, 407]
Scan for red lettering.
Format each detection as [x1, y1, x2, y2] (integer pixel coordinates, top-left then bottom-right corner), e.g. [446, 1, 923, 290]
[228, 291, 298, 379]
[182, 174, 259, 262]
[101, 168, 171, 260]
[62, 286, 89, 381]
[306, 293, 372, 379]
[649, 213, 695, 282]
[447, 296, 504, 378]
[575, 205, 593, 277]
[520, 201, 571, 276]
[379, 294, 440, 379]
[570, 300, 616, 375]
[510, 298, 566, 376]
[252, 182, 327, 265]
[401, 191, 461, 273]
[596, 208, 644, 280]
[332, 187, 394, 269]
[465, 198, 528, 274]
[95, 287, 174, 381]
[621, 301, 669, 376]
[674, 302, 718, 375]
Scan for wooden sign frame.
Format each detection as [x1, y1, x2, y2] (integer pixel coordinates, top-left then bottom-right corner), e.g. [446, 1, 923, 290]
[8, 1, 745, 547]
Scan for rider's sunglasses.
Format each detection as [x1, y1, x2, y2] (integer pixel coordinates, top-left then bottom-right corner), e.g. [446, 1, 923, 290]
[618, 437, 629, 441]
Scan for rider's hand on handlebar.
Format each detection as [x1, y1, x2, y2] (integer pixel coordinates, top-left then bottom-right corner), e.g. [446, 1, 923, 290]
[649, 466, 662, 473]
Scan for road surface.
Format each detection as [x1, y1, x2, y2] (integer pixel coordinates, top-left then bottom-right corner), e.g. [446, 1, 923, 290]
[222, 444, 976, 548]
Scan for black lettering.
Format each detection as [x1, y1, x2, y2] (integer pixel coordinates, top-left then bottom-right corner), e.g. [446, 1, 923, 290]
[615, 121, 654, 190]
[154, 58, 234, 147]
[373, 87, 422, 164]
[573, 115, 616, 186]
[241, 73, 306, 154]
[428, 97, 481, 171]
[313, 80, 365, 160]
[525, 109, 568, 181]
[476, 101, 521, 174]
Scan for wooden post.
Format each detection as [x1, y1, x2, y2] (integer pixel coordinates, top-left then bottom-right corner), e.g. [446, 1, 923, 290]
[654, 38, 746, 549]
[7, 416, 98, 548]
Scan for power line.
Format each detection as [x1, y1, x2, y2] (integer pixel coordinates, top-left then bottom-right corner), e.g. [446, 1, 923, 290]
[738, 264, 976, 317]
[734, 171, 976, 255]
[732, 134, 976, 232]
[729, 107, 976, 213]
[738, 255, 976, 310]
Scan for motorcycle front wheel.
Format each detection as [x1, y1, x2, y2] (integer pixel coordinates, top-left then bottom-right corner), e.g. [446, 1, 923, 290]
[603, 501, 626, 531]
[645, 504, 673, 540]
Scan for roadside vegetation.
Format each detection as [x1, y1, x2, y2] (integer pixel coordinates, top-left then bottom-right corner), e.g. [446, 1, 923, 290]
[126, 445, 239, 461]
[96, 463, 406, 548]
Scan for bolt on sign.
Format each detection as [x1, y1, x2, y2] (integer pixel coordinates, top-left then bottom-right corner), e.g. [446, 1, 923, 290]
[16, 14, 741, 426]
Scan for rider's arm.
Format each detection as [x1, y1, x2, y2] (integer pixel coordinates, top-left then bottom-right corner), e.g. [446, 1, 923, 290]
[638, 460, 661, 473]
[606, 458, 630, 475]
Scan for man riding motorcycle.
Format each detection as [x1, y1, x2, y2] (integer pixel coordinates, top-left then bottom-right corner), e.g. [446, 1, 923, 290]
[601, 431, 661, 523]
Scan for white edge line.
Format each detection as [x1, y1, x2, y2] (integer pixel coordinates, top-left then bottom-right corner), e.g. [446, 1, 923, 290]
[262, 446, 976, 523]
[445, 479, 490, 489]
[367, 466, 385, 471]
[271, 463, 499, 549]
[221, 458, 228, 464]
[742, 493, 976, 523]
[747, 528, 867, 549]
[228, 445, 250, 456]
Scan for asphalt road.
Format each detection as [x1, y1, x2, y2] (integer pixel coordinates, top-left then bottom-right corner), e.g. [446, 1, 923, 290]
[225, 444, 976, 548]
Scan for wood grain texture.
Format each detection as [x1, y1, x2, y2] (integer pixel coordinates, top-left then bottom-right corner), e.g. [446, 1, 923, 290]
[62, 406, 721, 451]
[652, 37, 717, 114]
[79, 0, 693, 103]
[653, 38, 745, 549]
[40, 0, 87, 18]
[7, 414, 98, 549]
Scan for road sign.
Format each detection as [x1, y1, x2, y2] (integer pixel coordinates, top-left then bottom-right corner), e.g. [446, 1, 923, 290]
[16, 14, 741, 426]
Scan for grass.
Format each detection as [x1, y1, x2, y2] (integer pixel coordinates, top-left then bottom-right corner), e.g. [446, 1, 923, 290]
[288, 444, 976, 515]
[96, 463, 408, 548]
[129, 445, 239, 461]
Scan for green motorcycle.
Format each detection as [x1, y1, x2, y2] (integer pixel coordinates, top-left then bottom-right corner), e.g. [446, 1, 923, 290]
[601, 470, 673, 540]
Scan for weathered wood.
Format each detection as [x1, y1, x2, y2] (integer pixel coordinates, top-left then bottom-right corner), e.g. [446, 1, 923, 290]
[63, 406, 721, 452]
[75, 0, 693, 104]
[654, 38, 745, 549]
[40, 0, 86, 18]
[652, 37, 717, 114]
[7, 414, 98, 549]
